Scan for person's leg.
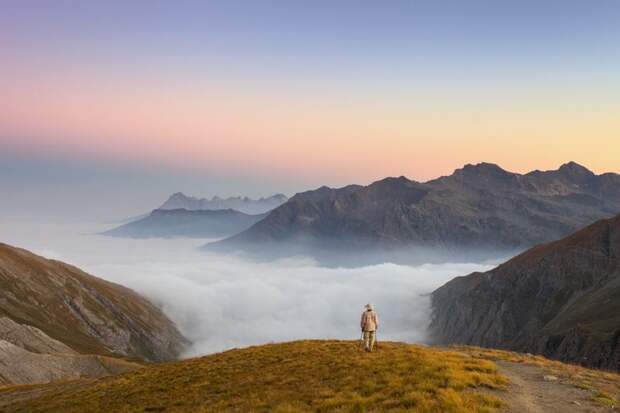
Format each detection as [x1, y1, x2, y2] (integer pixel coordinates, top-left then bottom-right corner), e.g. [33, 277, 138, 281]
[369, 331, 376, 351]
[363, 331, 370, 351]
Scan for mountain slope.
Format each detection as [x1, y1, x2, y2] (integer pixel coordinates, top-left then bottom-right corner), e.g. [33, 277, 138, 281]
[430, 213, 620, 371]
[207, 162, 620, 263]
[103, 208, 267, 239]
[160, 193, 288, 214]
[0, 242, 188, 377]
[0, 341, 509, 413]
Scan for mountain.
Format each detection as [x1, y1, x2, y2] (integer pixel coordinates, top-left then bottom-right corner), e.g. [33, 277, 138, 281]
[0, 242, 188, 384]
[160, 193, 288, 215]
[206, 162, 620, 264]
[103, 208, 267, 239]
[430, 213, 620, 371]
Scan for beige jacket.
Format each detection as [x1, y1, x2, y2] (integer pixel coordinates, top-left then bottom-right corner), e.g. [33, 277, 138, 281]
[360, 310, 379, 332]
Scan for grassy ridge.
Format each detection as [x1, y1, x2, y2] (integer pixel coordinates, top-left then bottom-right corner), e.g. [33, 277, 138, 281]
[0, 340, 507, 413]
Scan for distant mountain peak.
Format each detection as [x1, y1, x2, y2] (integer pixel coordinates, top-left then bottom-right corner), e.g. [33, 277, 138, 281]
[460, 162, 510, 175]
[373, 176, 414, 186]
[558, 161, 594, 176]
[159, 192, 288, 215]
[269, 193, 288, 200]
[170, 192, 189, 199]
[451, 162, 515, 184]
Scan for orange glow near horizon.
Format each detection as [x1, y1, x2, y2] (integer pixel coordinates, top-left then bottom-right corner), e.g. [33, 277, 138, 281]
[2, 67, 619, 186]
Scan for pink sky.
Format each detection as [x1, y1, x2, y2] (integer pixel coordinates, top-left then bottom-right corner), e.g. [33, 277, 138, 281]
[1, 0, 619, 205]
[3, 70, 618, 185]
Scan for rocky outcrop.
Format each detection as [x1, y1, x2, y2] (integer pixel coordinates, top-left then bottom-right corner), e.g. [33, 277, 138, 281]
[430, 213, 620, 371]
[160, 193, 288, 215]
[0, 317, 74, 355]
[0, 319, 142, 385]
[206, 162, 620, 264]
[0, 340, 140, 385]
[0, 243, 188, 366]
[103, 208, 267, 239]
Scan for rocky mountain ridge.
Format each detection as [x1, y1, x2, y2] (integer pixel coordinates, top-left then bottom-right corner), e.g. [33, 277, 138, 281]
[430, 213, 620, 371]
[206, 162, 620, 264]
[160, 192, 288, 215]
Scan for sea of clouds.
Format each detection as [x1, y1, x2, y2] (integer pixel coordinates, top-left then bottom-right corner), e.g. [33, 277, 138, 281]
[0, 219, 496, 357]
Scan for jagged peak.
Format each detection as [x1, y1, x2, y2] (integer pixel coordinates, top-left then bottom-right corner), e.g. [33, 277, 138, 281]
[373, 176, 414, 186]
[452, 162, 515, 180]
[268, 193, 288, 200]
[558, 161, 594, 176]
[462, 162, 509, 173]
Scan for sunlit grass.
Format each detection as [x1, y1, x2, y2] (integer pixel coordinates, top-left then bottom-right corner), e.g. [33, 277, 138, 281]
[454, 346, 620, 408]
[0, 341, 508, 413]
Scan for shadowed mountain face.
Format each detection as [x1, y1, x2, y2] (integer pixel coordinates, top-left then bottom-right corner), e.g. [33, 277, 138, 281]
[206, 162, 620, 264]
[103, 208, 267, 239]
[160, 193, 288, 215]
[0, 243, 188, 384]
[430, 213, 620, 371]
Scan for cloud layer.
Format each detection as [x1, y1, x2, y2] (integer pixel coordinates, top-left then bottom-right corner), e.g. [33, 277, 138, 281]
[0, 220, 495, 356]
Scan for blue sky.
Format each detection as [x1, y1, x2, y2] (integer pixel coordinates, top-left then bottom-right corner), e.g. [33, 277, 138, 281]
[1, 0, 619, 220]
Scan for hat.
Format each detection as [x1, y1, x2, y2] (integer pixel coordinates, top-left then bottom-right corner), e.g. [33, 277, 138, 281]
[365, 303, 374, 310]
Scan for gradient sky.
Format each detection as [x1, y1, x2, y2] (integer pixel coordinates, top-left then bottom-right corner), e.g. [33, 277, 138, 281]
[1, 0, 619, 219]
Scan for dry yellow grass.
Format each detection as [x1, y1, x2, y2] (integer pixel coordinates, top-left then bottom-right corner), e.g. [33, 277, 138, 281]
[454, 346, 620, 408]
[0, 340, 508, 413]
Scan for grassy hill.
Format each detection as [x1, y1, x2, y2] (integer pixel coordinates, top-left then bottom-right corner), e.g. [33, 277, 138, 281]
[0, 340, 508, 413]
[3, 340, 619, 412]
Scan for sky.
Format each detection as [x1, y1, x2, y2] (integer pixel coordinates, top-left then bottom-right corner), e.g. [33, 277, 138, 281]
[1, 0, 619, 220]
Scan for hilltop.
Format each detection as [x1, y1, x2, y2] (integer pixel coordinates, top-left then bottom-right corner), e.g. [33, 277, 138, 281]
[1, 340, 619, 412]
[206, 162, 620, 265]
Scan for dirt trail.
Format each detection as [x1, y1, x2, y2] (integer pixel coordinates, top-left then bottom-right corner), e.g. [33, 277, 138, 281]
[495, 361, 614, 412]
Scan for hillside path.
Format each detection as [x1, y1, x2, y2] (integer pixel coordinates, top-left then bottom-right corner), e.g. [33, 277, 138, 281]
[495, 361, 614, 412]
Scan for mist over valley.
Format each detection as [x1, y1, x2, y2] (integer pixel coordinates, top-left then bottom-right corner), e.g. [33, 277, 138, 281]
[0, 218, 496, 356]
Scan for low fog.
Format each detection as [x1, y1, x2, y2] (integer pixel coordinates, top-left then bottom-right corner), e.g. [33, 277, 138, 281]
[0, 219, 496, 357]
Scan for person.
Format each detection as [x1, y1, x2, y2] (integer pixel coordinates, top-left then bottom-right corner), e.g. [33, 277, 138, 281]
[360, 303, 379, 352]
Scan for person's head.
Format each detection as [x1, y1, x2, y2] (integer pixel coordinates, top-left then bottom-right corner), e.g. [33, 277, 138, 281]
[365, 303, 374, 311]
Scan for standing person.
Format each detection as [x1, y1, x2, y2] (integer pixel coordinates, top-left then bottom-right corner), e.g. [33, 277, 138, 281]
[360, 303, 379, 352]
